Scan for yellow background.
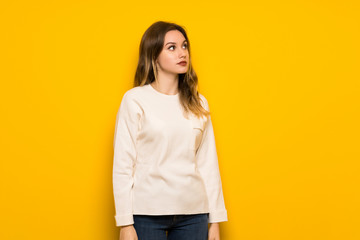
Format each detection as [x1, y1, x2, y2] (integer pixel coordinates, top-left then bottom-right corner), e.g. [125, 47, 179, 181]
[1, 0, 359, 239]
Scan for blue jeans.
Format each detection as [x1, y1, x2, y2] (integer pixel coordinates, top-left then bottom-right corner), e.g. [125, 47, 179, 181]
[133, 213, 209, 240]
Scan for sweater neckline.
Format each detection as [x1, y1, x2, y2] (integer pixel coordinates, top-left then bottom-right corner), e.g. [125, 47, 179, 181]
[147, 83, 179, 99]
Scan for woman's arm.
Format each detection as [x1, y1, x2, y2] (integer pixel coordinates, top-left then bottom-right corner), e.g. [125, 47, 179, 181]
[113, 91, 142, 227]
[195, 95, 228, 224]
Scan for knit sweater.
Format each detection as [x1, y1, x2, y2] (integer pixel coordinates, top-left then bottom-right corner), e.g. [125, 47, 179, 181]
[112, 83, 228, 226]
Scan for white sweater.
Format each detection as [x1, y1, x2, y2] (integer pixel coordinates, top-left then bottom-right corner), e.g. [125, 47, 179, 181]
[112, 83, 228, 226]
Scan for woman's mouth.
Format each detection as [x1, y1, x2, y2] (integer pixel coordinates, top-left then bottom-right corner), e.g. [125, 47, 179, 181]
[177, 61, 187, 66]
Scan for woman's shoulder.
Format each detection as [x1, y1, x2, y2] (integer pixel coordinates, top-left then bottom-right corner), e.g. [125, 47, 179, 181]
[122, 85, 147, 100]
[198, 92, 209, 110]
[198, 92, 206, 101]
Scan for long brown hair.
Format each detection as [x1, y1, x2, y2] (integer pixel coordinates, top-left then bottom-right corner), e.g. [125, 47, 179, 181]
[134, 21, 210, 119]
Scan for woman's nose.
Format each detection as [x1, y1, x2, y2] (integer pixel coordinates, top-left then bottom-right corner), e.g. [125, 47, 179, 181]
[178, 48, 187, 58]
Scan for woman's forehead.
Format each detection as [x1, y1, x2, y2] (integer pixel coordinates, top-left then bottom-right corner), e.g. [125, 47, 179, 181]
[164, 30, 186, 44]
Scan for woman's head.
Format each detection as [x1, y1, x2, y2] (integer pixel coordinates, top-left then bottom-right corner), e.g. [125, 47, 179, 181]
[155, 29, 189, 77]
[134, 21, 209, 119]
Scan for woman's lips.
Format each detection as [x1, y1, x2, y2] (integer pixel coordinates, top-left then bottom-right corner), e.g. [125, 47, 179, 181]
[177, 61, 187, 66]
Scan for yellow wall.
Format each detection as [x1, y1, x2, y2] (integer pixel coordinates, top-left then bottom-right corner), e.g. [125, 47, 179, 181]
[1, 1, 359, 239]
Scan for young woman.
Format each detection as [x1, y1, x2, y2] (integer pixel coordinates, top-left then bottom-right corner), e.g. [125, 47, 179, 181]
[112, 21, 228, 240]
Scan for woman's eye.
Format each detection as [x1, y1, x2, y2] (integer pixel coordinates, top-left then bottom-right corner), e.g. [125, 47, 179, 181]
[168, 44, 187, 50]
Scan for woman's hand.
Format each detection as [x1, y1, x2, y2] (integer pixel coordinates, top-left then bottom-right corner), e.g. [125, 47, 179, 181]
[208, 222, 220, 240]
[119, 224, 138, 240]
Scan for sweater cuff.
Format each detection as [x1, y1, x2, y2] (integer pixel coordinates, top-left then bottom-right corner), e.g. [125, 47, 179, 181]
[208, 209, 228, 223]
[115, 214, 134, 227]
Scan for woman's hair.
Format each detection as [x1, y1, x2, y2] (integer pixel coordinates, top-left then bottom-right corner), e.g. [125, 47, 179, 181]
[134, 21, 210, 119]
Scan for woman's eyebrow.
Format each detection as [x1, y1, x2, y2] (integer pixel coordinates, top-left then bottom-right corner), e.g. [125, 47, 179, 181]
[165, 40, 187, 46]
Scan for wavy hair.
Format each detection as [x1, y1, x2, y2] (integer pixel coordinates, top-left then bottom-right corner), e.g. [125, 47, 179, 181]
[134, 21, 210, 119]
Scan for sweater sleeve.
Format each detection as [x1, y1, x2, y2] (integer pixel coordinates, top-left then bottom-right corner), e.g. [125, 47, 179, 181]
[196, 96, 228, 223]
[112, 92, 142, 227]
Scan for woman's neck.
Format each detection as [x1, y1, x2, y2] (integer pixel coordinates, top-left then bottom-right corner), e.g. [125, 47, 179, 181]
[151, 73, 179, 95]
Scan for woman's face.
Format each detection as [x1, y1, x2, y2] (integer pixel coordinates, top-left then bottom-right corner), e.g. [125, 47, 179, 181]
[156, 30, 189, 75]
